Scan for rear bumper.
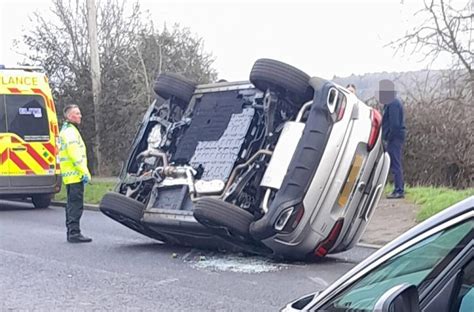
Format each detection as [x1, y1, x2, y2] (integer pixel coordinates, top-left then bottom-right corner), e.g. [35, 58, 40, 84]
[261, 147, 390, 259]
[0, 174, 61, 197]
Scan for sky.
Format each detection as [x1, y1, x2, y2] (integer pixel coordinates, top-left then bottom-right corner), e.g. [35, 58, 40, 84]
[0, 0, 460, 81]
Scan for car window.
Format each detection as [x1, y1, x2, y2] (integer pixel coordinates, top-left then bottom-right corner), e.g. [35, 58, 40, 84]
[319, 220, 473, 312]
[456, 260, 474, 312]
[4, 94, 50, 141]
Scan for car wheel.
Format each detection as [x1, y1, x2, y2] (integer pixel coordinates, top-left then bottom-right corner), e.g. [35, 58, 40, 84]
[194, 198, 254, 239]
[32, 194, 51, 209]
[153, 72, 197, 107]
[99, 192, 160, 238]
[249, 58, 313, 107]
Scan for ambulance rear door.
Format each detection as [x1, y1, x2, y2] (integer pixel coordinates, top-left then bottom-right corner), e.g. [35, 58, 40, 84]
[4, 93, 57, 186]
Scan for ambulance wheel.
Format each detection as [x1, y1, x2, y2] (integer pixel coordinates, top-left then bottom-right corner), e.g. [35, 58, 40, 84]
[32, 194, 52, 209]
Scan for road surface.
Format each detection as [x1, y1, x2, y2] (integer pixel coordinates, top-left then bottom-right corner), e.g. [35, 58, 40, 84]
[0, 200, 376, 311]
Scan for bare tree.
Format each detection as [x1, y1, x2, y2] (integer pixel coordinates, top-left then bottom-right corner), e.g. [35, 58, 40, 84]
[391, 0, 473, 100]
[17, 0, 217, 175]
[385, 0, 474, 188]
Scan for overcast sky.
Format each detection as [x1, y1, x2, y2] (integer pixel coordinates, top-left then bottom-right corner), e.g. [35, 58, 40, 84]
[0, 0, 460, 80]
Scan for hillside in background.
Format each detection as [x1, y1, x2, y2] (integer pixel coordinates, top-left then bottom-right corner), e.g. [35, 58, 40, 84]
[332, 69, 459, 103]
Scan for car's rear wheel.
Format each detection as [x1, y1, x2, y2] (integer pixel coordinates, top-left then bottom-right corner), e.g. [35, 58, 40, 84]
[153, 72, 197, 107]
[249, 58, 313, 108]
[194, 198, 255, 239]
[32, 194, 51, 209]
[100, 192, 166, 241]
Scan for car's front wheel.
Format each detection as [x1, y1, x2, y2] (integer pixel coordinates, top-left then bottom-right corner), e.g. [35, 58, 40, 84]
[194, 198, 255, 240]
[100, 192, 166, 242]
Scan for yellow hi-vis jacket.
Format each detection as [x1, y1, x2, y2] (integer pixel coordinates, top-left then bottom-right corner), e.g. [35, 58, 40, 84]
[59, 122, 91, 184]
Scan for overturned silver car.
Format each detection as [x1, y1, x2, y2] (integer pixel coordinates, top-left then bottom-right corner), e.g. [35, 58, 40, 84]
[99, 59, 390, 260]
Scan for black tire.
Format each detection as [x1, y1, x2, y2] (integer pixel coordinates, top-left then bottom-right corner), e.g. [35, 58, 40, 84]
[249, 58, 313, 107]
[193, 198, 254, 239]
[153, 72, 197, 105]
[32, 194, 51, 209]
[100, 192, 148, 235]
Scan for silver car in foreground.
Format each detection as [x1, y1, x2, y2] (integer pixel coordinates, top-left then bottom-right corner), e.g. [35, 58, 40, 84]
[99, 58, 389, 260]
[284, 196, 473, 311]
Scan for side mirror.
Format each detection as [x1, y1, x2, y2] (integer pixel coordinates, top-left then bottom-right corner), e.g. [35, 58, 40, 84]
[374, 283, 420, 312]
[282, 292, 320, 311]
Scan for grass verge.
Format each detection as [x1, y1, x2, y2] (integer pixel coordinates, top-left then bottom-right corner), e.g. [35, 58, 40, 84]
[407, 187, 474, 222]
[54, 181, 116, 205]
[385, 184, 474, 222]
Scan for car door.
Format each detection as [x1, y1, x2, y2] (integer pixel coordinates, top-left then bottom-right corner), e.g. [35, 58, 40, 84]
[421, 247, 473, 311]
[312, 215, 473, 311]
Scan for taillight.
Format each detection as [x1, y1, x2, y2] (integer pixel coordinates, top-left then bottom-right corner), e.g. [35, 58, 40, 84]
[367, 109, 382, 151]
[274, 204, 305, 233]
[336, 98, 346, 121]
[314, 219, 344, 257]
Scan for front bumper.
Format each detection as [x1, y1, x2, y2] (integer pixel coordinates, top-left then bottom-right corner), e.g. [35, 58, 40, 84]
[141, 209, 272, 256]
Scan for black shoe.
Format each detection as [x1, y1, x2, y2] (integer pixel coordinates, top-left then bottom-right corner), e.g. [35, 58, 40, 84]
[387, 192, 405, 199]
[67, 234, 92, 243]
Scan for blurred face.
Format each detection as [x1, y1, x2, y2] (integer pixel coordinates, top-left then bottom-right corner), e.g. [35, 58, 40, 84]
[67, 107, 82, 125]
[379, 91, 395, 105]
[347, 86, 356, 94]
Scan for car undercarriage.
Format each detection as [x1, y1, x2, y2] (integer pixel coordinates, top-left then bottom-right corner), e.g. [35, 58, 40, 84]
[100, 59, 389, 260]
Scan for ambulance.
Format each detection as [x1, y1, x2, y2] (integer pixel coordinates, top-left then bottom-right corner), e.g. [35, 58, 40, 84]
[0, 65, 61, 208]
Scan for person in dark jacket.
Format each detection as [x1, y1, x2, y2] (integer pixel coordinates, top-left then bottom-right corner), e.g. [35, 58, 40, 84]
[379, 79, 406, 199]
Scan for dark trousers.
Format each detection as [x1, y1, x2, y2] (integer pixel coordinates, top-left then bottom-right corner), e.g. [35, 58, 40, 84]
[66, 182, 84, 236]
[387, 139, 405, 194]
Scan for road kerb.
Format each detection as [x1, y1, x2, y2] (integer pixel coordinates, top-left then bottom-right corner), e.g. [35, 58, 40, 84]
[51, 201, 99, 211]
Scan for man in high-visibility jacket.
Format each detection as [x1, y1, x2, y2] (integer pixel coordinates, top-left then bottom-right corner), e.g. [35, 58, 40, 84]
[59, 104, 92, 243]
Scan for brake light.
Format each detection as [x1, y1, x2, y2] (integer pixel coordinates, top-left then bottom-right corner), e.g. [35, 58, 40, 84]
[367, 109, 381, 151]
[336, 98, 346, 121]
[314, 219, 344, 257]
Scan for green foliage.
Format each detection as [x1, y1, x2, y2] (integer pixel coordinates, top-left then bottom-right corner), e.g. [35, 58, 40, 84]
[54, 181, 116, 205]
[18, 0, 217, 175]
